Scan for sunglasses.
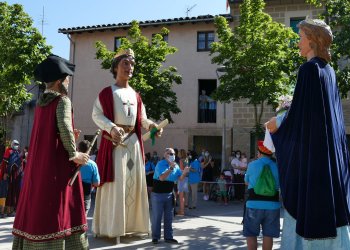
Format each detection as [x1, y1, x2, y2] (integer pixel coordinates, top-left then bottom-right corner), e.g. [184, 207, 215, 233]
[168, 153, 175, 156]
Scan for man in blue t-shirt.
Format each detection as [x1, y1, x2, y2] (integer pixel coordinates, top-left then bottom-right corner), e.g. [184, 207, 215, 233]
[151, 148, 190, 244]
[244, 141, 280, 250]
[78, 140, 100, 215]
[188, 151, 201, 209]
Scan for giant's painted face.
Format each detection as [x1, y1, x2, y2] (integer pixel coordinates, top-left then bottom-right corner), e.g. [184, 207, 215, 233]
[298, 29, 312, 58]
[115, 56, 135, 81]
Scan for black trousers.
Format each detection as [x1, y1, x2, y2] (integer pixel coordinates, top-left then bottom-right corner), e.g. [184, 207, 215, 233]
[233, 174, 245, 200]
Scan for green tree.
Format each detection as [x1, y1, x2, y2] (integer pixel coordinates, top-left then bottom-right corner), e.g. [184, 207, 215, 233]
[211, 0, 300, 133]
[95, 20, 182, 122]
[0, 2, 51, 145]
[307, 0, 350, 97]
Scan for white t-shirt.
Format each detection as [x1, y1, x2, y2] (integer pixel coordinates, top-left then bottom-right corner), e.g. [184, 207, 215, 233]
[231, 158, 243, 174]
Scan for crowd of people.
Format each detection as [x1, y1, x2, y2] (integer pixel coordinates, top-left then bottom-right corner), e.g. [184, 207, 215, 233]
[3, 18, 350, 250]
[0, 140, 27, 218]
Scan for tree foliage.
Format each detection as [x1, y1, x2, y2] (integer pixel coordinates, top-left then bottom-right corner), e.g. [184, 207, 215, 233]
[0, 2, 51, 143]
[307, 0, 350, 97]
[95, 21, 182, 122]
[211, 0, 300, 128]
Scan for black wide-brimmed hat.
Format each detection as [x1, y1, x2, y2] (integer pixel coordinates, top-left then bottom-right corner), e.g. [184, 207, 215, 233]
[34, 54, 75, 83]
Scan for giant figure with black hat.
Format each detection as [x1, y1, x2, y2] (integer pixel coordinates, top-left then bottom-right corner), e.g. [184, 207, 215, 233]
[12, 55, 90, 249]
[92, 48, 162, 243]
[266, 18, 350, 249]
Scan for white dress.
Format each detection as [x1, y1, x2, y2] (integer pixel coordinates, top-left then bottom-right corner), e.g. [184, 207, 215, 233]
[92, 84, 153, 237]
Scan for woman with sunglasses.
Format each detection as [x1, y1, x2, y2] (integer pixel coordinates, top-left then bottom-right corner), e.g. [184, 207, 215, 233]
[151, 148, 190, 244]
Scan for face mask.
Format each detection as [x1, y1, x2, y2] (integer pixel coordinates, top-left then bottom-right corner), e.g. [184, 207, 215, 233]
[205, 152, 209, 157]
[188, 155, 192, 159]
[202, 152, 205, 156]
[236, 154, 240, 158]
[168, 155, 175, 162]
[25, 152, 28, 157]
[13, 145, 19, 150]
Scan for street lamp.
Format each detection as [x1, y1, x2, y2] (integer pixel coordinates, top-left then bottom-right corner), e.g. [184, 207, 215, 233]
[216, 66, 227, 171]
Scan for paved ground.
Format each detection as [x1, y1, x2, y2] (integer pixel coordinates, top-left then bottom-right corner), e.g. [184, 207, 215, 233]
[0, 195, 283, 249]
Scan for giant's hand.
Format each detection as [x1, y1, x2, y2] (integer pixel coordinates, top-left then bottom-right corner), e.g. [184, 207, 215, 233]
[149, 123, 163, 137]
[265, 117, 278, 133]
[110, 126, 125, 144]
[72, 152, 89, 165]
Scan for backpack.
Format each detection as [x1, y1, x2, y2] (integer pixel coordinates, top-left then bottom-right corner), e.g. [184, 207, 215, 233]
[254, 164, 276, 196]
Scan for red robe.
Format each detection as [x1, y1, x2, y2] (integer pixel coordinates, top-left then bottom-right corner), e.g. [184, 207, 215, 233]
[96, 86, 144, 186]
[12, 96, 87, 242]
[2, 147, 22, 208]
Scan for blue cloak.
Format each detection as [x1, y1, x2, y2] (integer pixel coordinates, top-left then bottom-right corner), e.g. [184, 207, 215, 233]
[272, 57, 350, 239]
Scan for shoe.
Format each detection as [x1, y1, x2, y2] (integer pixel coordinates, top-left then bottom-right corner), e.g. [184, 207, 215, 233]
[188, 207, 193, 209]
[177, 211, 185, 216]
[165, 238, 179, 244]
[192, 206, 196, 209]
[152, 239, 159, 244]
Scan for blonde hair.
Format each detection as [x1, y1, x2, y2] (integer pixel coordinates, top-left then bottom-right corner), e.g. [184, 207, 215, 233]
[179, 149, 187, 159]
[298, 19, 333, 62]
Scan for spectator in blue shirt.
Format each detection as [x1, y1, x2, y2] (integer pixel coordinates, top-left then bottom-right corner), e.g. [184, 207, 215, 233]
[145, 153, 155, 200]
[78, 140, 100, 215]
[243, 141, 280, 250]
[151, 148, 189, 244]
[188, 150, 201, 209]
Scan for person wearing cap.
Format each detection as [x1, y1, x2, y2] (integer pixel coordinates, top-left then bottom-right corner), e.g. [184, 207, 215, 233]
[266, 18, 350, 249]
[243, 141, 280, 250]
[12, 54, 90, 249]
[0, 140, 22, 216]
[92, 48, 162, 242]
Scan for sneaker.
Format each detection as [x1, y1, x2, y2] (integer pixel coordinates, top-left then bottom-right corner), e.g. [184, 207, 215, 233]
[152, 239, 159, 244]
[165, 238, 179, 244]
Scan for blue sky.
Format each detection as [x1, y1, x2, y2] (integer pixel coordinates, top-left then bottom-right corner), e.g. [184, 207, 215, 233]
[6, 0, 228, 58]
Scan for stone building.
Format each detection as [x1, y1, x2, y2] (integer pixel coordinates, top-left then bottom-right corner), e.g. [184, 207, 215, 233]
[11, 0, 350, 166]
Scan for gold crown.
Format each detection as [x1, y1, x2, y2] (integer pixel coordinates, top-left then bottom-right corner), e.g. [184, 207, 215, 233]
[114, 48, 135, 58]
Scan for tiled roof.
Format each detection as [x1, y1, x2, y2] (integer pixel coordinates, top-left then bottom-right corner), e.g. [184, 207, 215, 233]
[58, 14, 233, 34]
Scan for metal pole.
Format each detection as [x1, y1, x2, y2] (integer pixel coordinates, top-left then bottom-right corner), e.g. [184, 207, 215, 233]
[222, 102, 226, 171]
[216, 66, 227, 171]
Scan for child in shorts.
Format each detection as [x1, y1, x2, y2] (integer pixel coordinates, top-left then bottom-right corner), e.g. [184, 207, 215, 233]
[217, 173, 228, 205]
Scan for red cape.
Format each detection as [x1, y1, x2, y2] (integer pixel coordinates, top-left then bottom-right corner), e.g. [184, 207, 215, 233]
[13, 96, 87, 241]
[96, 86, 144, 186]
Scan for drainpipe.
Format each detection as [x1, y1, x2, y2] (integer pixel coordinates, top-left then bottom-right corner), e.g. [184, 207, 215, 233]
[66, 34, 76, 102]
